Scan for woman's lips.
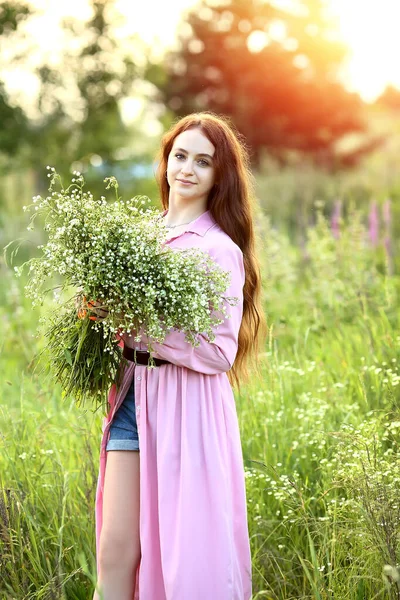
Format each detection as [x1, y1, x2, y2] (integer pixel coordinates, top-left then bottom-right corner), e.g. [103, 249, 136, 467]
[177, 179, 195, 185]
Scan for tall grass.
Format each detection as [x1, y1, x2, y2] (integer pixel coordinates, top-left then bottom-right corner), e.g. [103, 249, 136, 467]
[1, 202, 400, 598]
[238, 206, 400, 599]
[0, 268, 102, 598]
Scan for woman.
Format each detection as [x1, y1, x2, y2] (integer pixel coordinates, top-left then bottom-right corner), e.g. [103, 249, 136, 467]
[93, 112, 266, 600]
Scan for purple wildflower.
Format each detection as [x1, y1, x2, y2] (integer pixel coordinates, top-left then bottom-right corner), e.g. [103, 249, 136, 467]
[368, 200, 379, 247]
[331, 199, 342, 239]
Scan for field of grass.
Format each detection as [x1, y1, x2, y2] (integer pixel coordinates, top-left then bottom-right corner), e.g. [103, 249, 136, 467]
[1, 193, 400, 598]
[240, 209, 400, 598]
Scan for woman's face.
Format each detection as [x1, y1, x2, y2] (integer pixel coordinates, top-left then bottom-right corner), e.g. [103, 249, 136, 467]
[166, 128, 216, 206]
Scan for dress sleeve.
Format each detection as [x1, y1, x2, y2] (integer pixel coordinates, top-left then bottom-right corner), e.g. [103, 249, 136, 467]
[138, 244, 245, 375]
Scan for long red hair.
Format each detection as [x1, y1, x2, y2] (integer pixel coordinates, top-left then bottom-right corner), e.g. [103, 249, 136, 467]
[155, 111, 267, 389]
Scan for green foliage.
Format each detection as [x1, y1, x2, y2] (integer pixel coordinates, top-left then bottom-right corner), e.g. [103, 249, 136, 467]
[2, 203, 400, 598]
[0, 383, 100, 598]
[238, 206, 400, 598]
[0, 1, 31, 35]
[27, 0, 138, 175]
[39, 305, 123, 412]
[0, 0, 154, 184]
[254, 127, 400, 259]
[0, 83, 28, 158]
[0, 2, 31, 161]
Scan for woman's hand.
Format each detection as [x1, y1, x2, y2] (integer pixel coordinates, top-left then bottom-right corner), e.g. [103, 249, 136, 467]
[77, 295, 109, 321]
[87, 299, 109, 321]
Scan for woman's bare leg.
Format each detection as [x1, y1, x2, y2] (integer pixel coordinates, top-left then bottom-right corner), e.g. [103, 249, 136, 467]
[93, 450, 141, 600]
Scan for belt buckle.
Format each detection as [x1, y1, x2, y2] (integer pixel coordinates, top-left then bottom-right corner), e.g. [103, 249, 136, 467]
[134, 350, 150, 366]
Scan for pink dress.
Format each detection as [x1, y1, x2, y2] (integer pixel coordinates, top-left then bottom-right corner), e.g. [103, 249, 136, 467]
[94, 210, 252, 599]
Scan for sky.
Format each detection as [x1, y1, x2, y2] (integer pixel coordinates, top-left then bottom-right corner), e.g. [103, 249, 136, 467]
[2, 0, 400, 114]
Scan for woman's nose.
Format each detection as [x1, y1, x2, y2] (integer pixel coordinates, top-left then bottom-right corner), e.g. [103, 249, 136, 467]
[181, 160, 194, 175]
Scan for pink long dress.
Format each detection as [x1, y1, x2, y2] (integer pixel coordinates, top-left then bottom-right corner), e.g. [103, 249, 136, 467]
[94, 210, 252, 599]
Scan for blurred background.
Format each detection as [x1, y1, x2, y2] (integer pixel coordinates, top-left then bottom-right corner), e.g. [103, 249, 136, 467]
[1, 0, 400, 256]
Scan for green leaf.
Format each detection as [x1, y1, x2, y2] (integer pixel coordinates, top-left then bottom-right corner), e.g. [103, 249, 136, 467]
[64, 348, 73, 366]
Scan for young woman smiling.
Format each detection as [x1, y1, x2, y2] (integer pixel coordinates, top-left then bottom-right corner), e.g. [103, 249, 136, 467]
[93, 112, 266, 600]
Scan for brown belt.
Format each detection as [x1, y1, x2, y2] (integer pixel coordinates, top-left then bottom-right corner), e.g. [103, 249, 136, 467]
[123, 345, 171, 367]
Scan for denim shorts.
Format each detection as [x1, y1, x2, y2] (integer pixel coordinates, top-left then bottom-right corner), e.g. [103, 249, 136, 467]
[106, 378, 140, 452]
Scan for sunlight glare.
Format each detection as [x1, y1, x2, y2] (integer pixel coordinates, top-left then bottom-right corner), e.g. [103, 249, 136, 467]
[5, 0, 400, 107]
[330, 0, 400, 101]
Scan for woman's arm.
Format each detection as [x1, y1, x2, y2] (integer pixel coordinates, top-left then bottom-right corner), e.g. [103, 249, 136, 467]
[139, 244, 245, 375]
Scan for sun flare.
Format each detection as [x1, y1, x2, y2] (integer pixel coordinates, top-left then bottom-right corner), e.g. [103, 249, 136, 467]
[5, 0, 400, 106]
[118, 0, 400, 102]
[329, 0, 400, 101]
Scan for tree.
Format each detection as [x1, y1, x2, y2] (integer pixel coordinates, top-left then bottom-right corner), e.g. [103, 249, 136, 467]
[0, 0, 30, 35]
[0, 1, 31, 160]
[159, 0, 368, 169]
[376, 85, 400, 112]
[0, 0, 150, 186]
[27, 0, 139, 176]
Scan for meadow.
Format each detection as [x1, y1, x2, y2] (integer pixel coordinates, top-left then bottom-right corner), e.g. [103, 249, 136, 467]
[1, 159, 400, 599]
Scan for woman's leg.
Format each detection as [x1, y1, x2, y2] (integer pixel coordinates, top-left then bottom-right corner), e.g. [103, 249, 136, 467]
[93, 450, 141, 600]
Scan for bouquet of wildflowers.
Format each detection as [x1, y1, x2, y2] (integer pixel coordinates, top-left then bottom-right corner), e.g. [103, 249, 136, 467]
[12, 167, 237, 409]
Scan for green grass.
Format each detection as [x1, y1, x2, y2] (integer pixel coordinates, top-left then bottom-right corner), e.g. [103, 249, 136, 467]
[1, 204, 400, 599]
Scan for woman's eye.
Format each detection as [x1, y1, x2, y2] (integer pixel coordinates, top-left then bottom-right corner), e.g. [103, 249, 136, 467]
[174, 154, 209, 166]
